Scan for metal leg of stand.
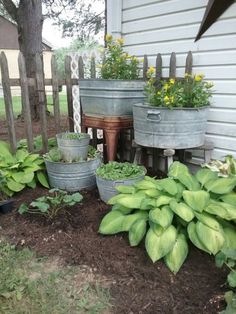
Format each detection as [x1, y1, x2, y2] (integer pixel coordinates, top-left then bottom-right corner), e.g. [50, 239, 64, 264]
[163, 149, 175, 170]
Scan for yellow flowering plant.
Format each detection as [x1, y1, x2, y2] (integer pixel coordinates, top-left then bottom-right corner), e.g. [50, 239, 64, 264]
[100, 35, 140, 80]
[144, 67, 214, 109]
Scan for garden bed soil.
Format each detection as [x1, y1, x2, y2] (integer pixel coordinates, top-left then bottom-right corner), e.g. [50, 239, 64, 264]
[0, 187, 227, 314]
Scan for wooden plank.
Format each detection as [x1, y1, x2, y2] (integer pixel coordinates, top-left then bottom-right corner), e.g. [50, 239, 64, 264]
[18, 52, 34, 152]
[155, 53, 162, 85]
[35, 53, 48, 152]
[51, 55, 61, 133]
[0, 52, 17, 153]
[169, 52, 176, 78]
[65, 55, 74, 131]
[78, 56, 84, 79]
[143, 54, 148, 79]
[90, 54, 96, 79]
[185, 51, 193, 75]
[9, 78, 79, 87]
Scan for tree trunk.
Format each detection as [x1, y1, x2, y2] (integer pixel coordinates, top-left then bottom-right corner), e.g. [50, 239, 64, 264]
[17, 0, 43, 120]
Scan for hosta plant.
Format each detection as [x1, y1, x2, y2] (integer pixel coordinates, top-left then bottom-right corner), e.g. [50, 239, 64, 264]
[0, 140, 49, 196]
[99, 161, 236, 274]
[204, 155, 236, 177]
[18, 188, 83, 219]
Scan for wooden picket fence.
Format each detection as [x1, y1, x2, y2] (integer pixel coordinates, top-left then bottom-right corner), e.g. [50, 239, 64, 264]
[0, 50, 193, 165]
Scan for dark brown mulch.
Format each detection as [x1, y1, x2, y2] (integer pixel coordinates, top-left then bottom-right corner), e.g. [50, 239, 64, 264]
[0, 187, 227, 314]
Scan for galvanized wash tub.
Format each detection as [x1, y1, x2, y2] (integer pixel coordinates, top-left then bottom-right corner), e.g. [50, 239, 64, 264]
[96, 172, 146, 204]
[56, 132, 90, 162]
[45, 156, 101, 192]
[79, 79, 146, 116]
[133, 103, 209, 149]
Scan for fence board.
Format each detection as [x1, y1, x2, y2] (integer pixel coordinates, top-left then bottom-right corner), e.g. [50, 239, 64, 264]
[0, 52, 17, 153]
[51, 55, 61, 133]
[169, 52, 176, 78]
[143, 55, 148, 79]
[156, 53, 162, 86]
[35, 53, 48, 152]
[65, 55, 74, 131]
[18, 52, 34, 152]
[78, 56, 84, 79]
[90, 55, 96, 79]
[185, 51, 193, 74]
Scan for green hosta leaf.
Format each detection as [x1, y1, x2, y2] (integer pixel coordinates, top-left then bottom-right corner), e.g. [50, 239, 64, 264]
[175, 182, 185, 200]
[168, 161, 189, 178]
[158, 178, 178, 195]
[115, 185, 136, 194]
[145, 225, 177, 262]
[215, 251, 227, 268]
[149, 221, 164, 236]
[135, 180, 157, 190]
[24, 164, 42, 173]
[140, 197, 156, 210]
[108, 193, 128, 205]
[12, 171, 34, 184]
[178, 173, 200, 191]
[144, 189, 162, 198]
[223, 228, 236, 249]
[187, 222, 211, 254]
[182, 190, 210, 212]
[15, 149, 28, 162]
[156, 195, 172, 207]
[195, 168, 218, 187]
[169, 200, 195, 222]
[37, 171, 49, 188]
[220, 193, 236, 206]
[111, 204, 133, 214]
[205, 200, 230, 219]
[149, 206, 173, 228]
[99, 211, 125, 234]
[144, 176, 158, 184]
[0, 140, 14, 161]
[195, 212, 222, 232]
[228, 271, 236, 288]
[115, 193, 145, 209]
[7, 179, 25, 192]
[164, 233, 188, 274]
[122, 211, 148, 231]
[129, 219, 147, 246]
[205, 177, 236, 194]
[196, 221, 225, 255]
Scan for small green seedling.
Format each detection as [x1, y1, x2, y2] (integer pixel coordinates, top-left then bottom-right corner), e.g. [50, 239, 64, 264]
[18, 188, 83, 219]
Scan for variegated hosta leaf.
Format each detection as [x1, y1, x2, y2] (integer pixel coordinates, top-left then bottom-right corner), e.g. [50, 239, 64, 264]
[187, 222, 211, 254]
[109, 193, 145, 209]
[156, 195, 173, 207]
[168, 161, 189, 178]
[111, 204, 133, 215]
[176, 172, 200, 191]
[134, 179, 157, 190]
[145, 225, 177, 262]
[223, 227, 236, 249]
[164, 234, 188, 274]
[169, 200, 195, 222]
[149, 206, 173, 228]
[194, 212, 222, 232]
[122, 211, 148, 231]
[195, 168, 218, 187]
[99, 211, 125, 234]
[149, 221, 164, 236]
[220, 193, 236, 206]
[158, 178, 178, 195]
[196, 221, 225, 255]
[205, 177, 236, 194]
[129, 219, 147, 246]
[182, 190, 210, 212]
[206, 200, 236, 221]
[115, 185, 136, 194]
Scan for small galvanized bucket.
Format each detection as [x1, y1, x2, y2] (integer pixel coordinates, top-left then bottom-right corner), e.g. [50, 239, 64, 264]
[56, 132, 90, 162]
[133, 103, 209, 149]
[45, 155, 101, 192]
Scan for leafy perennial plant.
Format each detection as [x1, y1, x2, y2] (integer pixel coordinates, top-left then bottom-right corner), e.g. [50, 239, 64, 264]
[144, 67, 214, 108]
[99, 162, 236, 273]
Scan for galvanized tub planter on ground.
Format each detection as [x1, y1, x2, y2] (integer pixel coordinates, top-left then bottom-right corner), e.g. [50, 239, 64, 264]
[96, 172, 146, 204]
[79, 79, 146, 116]
[45, 155, 101, 192]
[133, 103, 209, 149]
[56, 132, 90, 162]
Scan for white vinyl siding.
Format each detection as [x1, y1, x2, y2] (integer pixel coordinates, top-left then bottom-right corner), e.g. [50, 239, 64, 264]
[108, 0, 236, 160]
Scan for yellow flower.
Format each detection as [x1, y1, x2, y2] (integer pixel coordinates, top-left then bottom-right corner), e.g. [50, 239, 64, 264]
[164, 96, 169, 103]
[147, 66, 155, 74]
[170, 96, 174, 103]
[205, 82, 214, 89]
[194, 74, 204, 82]
[169, 78, 175, 85]
[157, 91, 161, 95]
[184, 73, 191, 78]
[105, 34, 113, 42]
[116, 38, 124, 45]
[163, 83, 169, 91]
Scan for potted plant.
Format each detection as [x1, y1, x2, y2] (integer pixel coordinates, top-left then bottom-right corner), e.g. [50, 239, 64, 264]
[79, 35, 146, 117]
[96, 161, 146, 203]
[44, 146, 101, 192]
[133, 69, 214, 149]
[56, 132, 90, 162]
[0, 172, 14, 214]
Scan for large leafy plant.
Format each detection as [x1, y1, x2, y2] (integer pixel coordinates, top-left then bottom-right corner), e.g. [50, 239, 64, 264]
[99, 161, 236, 273]
[144, 69, 213, 109]
[96, 162, 146, 180]
[204, 155, 236, 177]
[0, 141, 49, 196]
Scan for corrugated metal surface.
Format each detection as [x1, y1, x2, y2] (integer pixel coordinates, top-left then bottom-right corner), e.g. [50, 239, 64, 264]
[108, 0, 236, 160]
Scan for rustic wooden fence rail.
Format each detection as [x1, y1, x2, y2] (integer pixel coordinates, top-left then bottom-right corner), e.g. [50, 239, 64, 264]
[0, 50, 193, 163]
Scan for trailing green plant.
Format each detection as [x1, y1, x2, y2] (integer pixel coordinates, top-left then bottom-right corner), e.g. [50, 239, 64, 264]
[96, 162, 146, 180]
[45, 146, 99, 163]
[204, 155, 236, 177]
[144, 68, 214, 108]
[59, 132, 89, 140]
[215, 249, 236, 313]
[18, 188, 83, 219]
[100, 35, 140, 80]
[99, 161, 236, 274]
[0, 141, 49, 196]
[17, 136, 57, 152]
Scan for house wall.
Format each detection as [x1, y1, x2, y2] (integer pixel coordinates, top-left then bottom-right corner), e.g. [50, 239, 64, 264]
[107, 0, 236, 160]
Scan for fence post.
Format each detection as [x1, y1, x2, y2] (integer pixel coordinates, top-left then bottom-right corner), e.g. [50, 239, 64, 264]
[185, 51, 193, 75]
[169, 52, 176, 78]
[143, 55, 148, 79]
[65, 55, 74, 131]
[0, 52, 17, 153]
[51, 55, 61, 133]
[18, 52, 34, 152]
[35, 53, 48, 152]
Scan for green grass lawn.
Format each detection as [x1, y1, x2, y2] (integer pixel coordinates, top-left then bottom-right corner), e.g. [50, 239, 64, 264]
[0, 94, 68, 118]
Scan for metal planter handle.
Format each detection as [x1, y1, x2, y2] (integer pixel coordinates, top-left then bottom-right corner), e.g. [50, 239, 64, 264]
[147, 110, 161, 122]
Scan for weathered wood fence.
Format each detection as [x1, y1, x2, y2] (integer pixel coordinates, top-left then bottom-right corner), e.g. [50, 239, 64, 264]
[0, 50, 193, 163]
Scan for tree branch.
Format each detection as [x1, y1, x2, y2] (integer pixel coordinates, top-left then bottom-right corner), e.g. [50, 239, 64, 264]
[0, 0, 17, 21]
